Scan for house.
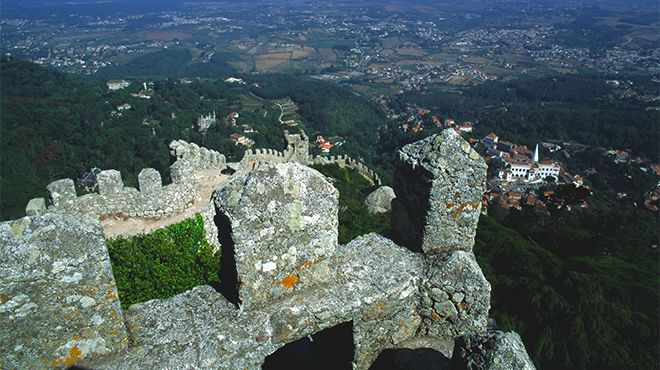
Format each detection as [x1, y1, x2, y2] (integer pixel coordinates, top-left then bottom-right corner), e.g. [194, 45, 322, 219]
[328, 136, 345, 146]
[456, 124, 473, 133]
[320, 141, 333, 153]
[106, 79, 129, 91]
[242, 125, 257, 134]
[496, 140, 514, 153]
[116, 103, 131, 111]
[230, 133, 254, 147]
[482, 133, 498, 146]
[225, 77, 246, 84]
[197, 111, 217, 132]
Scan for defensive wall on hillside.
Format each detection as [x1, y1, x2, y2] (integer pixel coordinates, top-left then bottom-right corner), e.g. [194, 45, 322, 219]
[2, 129, 535, 370]
[24, 130, 380, 220]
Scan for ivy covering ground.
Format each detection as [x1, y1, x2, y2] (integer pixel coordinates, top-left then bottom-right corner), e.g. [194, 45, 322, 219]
[107, 213, 220, 308]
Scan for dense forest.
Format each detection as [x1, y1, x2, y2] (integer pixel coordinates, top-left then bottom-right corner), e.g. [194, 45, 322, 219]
[475, 202, 658, 370]
[0, 58, 387, 219]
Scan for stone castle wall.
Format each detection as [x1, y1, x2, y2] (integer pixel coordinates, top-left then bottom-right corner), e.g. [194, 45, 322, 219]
[24, 131, 381, 219]
[3, 129, 536, 369]
[27, 141, 227, 220]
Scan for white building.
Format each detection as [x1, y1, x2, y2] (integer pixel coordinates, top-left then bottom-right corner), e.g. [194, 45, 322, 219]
[106, 79, 130, 91]
[197, 111, 217, 132]
[499, 144, 561, 183]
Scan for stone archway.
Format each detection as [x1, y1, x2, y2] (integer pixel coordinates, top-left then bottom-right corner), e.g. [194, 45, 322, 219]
[369, 348, 451, 370]
[263, 321, 354, 370]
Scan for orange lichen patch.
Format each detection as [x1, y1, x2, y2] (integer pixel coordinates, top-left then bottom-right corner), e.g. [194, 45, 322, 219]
[281, 274, 299, 289]
[314, 258, 323, 264]
[446, 202, 455, 209]
[459, 301, 469, 310]
[431, 312, 441, 321]
[303, 260, 314, 269]
[472, 202, 480, 210]
[373, 302, 387, 318]
[50, 346, 83, 367]
[452, 203, 468, 219]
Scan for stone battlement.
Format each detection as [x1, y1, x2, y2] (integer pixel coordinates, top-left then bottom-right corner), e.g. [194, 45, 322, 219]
[4, 129, 536, 369]
[24, 131, 382, 220]
[26, 140, 228, 220]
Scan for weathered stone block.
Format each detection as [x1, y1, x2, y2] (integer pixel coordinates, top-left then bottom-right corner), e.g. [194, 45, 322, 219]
[0, 214, 128, 369]
[214, 162, 339, 309]
[392, 129, 487, 254]
[365, 186, 396, 214]
[418, 251, 490, 341]
[453, 331, 536, 370]
[47, 178, 77, 207]
[138, 168, 162, 195]
[89, 233, 423, 370]
[25, 198, 46, 216]
[97, 170, 124, 195]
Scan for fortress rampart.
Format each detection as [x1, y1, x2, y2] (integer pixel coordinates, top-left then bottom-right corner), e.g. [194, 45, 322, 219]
[26, 141, 227, 220]
[3, 129, 536, 370]
[25, 131, 381, 219]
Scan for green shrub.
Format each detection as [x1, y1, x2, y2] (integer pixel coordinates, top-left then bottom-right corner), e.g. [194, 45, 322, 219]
[107, 214, 220, 308]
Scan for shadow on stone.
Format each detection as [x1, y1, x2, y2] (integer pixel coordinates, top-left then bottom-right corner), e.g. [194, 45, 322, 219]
[214, 208, 241, 306]
[221, 166, 236, 175]
[262, 321, 354, 370]
[369, 348, 452, 370]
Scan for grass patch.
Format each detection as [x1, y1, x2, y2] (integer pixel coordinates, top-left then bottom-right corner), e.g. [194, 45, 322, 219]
[107, 213, 220, 308]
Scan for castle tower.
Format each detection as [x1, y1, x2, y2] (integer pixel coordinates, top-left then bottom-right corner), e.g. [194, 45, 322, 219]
[284, 130, 310, 164]
[533, 143, 539, 162]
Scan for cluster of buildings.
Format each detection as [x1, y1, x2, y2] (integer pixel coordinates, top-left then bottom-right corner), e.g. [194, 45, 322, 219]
[315, 135, 344, 154]
[230, 133, 254, 147]
[481, 133, 561, 183]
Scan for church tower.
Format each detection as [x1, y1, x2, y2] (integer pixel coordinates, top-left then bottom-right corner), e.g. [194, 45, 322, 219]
[533, 143, 539, 162]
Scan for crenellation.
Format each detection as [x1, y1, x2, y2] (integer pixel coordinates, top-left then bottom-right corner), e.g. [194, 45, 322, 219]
[47, 178, 77, 207]
[25, 198, 47, 216]
[138, 168, 162, 194]
[97, 170, 124, 195]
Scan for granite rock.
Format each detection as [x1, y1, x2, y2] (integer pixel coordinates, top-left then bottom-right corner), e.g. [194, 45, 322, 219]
[418, 251, 491, 341]
[453, 331, 536, 370]
[88, 233, 424, 370]
[365, 186, 396, 214]
[214, 162, 339, 309]
[0, 214, 128, 369]
[392, 129, 487, 254]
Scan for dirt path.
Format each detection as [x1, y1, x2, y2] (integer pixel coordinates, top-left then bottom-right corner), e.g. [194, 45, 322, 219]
[101, 170, 228, 239]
